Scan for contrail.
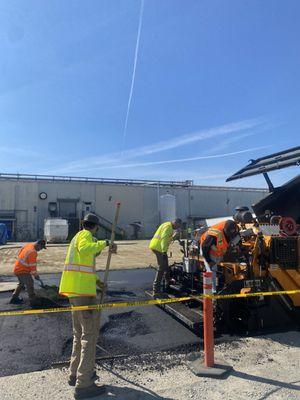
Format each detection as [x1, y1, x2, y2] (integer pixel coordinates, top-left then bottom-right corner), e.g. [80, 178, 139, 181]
[121, 0, 144, 156]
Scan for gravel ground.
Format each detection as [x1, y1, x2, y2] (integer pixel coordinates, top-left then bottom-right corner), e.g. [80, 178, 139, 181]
[0, 240, 183, 275]
[1, 331, 300, 400]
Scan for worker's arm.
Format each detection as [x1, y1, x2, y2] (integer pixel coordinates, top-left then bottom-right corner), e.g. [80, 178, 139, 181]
[95, 240, 117, 257]
[78, 234, 107, 256]
[201, 235, 217, 264]
[27, 251, 38, 277]
[160, 225, 173, 253]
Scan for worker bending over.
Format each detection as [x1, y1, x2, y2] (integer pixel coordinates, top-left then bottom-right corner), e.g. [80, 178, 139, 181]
[10, 239, 46, 305]
[200, 220, 240, 292]
[59, 213, 117, 400]
[149, 218, 182, 297]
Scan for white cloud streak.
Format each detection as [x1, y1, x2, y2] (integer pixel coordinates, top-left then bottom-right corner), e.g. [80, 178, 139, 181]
[122, 117, 265, 158]
[100, 146, 271, 169]
[202, 122, 278, 156]
[201, 132, 256, 155]
[53, 117, 265, 174]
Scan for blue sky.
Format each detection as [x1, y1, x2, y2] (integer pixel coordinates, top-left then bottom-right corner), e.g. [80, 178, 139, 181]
[0, 0, 299, 188]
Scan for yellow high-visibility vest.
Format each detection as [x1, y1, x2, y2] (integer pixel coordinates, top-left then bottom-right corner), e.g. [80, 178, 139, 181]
[149, 222, 173, 253]
[59, 230, 107, 297]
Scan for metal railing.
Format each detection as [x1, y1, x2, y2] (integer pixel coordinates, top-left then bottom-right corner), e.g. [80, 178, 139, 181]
[0, 173, 193, 187]
[0, 172, 268, 192]
[96, 213, 123, 236]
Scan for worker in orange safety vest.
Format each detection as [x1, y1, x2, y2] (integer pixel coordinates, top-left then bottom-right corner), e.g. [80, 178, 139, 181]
[10, 239, 46, 305]
[200, 220, 240, 292]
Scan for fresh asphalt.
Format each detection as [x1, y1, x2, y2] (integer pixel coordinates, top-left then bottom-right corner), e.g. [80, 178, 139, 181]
[0, 269, 200, 377]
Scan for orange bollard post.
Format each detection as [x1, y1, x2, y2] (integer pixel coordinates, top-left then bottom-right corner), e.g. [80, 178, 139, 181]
[186, 270, 232, 378]
[203, 272, 214, 367]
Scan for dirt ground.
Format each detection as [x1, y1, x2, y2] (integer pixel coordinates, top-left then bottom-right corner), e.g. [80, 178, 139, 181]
[0, 240, 183, 275]
[1, 331, 300, 399]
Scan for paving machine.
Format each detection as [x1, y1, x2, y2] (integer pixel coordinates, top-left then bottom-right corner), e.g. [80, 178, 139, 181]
[168, 146, 300, 334]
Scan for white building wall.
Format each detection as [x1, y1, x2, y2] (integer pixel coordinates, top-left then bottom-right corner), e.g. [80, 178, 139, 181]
[142, 187, 159, 237]
[0, 178, 268, 240]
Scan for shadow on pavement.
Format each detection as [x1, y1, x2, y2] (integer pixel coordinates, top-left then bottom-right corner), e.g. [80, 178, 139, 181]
[102, 385, 172, 399]
[100, 364, 171, 399]
[233, 370, 300, 397]
[256, 379, 300, 400]
[258, 330, 300, 349]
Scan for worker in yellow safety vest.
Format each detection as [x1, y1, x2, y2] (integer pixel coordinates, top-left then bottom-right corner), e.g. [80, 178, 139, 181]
[59, 213, 117, 399]
[149, 218, 182, 297]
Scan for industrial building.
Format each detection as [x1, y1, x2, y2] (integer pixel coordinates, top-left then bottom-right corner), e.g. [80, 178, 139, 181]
[0, 173, 268, 241]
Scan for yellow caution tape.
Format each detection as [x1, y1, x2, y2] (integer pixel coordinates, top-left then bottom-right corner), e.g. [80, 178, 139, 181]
[1, 288, 300, 317]
[0, 297, 192, 317]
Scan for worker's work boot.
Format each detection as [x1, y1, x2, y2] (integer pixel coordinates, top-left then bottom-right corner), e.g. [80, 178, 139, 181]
[74, 383, 106, 399]
[68, 372, 99, 387]
[164, 285, 172, 294]
[9, 297, 24, 305]
[68, 375, 76, 387]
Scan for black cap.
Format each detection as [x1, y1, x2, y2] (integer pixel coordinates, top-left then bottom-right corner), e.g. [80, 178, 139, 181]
[36, 239, 46, 249]
[83, 213, 100, 225]
[174, 218, 183, 226]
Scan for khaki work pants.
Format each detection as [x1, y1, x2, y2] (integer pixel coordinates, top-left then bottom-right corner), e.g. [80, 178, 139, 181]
[69, 296, 101, 389]
[152, 250, 170, 293]
[12, 274, 36, 302]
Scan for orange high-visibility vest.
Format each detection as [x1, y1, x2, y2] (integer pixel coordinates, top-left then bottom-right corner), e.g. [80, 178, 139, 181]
[14, 243, 38, 275]
[200, 221, 229, 258]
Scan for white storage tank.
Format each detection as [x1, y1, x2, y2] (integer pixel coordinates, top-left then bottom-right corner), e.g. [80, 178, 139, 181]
[160, 194, 176, 223]
[44, 218, 69, 243]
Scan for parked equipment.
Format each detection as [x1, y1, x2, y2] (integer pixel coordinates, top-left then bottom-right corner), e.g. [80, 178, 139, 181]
[166, 147, 300, 335]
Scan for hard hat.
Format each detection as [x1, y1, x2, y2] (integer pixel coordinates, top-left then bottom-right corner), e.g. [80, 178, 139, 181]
[83, 213, 100, 225]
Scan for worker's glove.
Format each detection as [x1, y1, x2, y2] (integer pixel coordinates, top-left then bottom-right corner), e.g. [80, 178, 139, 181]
[34, 275, 40, 280]
[172, 232, 180, 241]
[96, 281, 107, 291]
[109, 243, 117, 254]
